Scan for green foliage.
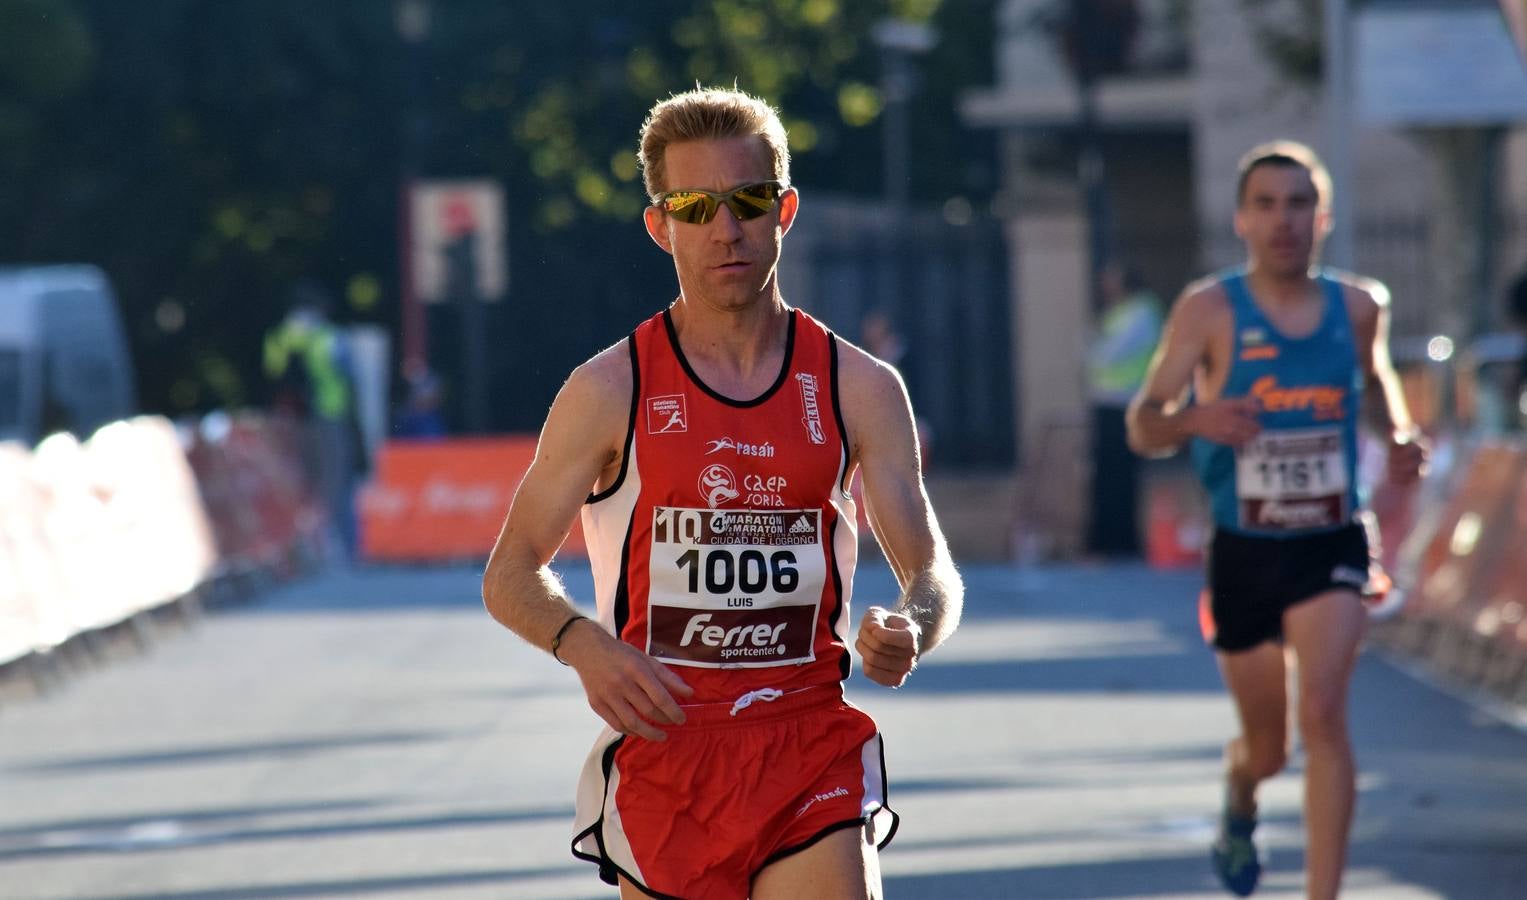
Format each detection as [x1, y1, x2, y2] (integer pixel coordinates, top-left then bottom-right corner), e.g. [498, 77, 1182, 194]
[1239, 0, 1322, 87]
[0, 0, 93, 172]
[0, 0, 997, 422]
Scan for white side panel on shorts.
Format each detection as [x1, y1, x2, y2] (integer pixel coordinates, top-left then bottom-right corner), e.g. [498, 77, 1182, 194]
[572, 727, 646, 885]
[600, 751, 645, 884]
[859, 733, 890, 843]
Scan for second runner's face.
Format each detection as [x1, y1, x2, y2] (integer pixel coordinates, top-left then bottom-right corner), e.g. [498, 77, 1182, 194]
[1234, 164, 1329, 280]
[645, 136, 797, 313]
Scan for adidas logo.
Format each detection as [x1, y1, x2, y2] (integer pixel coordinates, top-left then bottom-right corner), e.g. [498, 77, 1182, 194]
[789, 515, 815, 535]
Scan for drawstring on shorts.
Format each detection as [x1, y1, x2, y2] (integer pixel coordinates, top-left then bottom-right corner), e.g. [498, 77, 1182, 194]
[728, 687, 784, 717]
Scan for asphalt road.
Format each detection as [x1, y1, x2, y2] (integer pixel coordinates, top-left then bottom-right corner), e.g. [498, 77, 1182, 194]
[2, 559, 1524, 899]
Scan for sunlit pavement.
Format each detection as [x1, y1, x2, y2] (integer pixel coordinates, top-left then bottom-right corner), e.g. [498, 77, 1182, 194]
[2, 559, 1524, 899]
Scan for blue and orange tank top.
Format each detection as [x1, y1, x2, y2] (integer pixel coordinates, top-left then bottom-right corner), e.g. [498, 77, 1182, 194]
[580, 308, 859, 703]
[1191, 269, 1362, 537]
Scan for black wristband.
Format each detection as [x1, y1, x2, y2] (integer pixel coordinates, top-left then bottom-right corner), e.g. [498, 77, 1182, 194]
[550, 614, 589, 666]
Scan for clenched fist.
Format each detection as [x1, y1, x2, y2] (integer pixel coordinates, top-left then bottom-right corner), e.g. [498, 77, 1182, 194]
[856, 606, 922, 688]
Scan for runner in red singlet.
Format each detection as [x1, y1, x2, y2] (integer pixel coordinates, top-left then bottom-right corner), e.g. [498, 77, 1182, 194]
[483, 87, 963, 900]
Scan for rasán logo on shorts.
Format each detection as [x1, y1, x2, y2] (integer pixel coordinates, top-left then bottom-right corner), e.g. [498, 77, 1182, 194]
[796, 373, 826, 444]
[698, 463, 740, 508]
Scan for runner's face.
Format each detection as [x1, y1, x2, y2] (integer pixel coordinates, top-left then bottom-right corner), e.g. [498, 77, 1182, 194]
[1234, 164, 1330, 279]
[644, 136, 797, 313]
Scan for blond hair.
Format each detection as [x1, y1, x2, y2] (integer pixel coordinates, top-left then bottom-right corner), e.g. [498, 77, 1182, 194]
[638, 87, 790, 200]
[1235, 140, 1333, 211]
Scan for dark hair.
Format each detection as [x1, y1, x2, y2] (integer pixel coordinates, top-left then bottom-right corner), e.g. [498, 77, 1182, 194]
[1235, 140, 1331, 210]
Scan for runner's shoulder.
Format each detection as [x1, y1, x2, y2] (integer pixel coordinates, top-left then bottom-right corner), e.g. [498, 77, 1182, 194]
[1331, 270, 1392, 311]
[1169, 276, 1234, 336]
[560, 338, 635, 421]
[834, 335, 904, 400]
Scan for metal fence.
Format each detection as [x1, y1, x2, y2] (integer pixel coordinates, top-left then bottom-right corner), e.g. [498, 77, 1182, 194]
[781, 196, 1015, 469]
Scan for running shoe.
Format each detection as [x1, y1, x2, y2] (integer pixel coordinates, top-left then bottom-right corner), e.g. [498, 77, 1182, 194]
[1211, 808, 1262, 896]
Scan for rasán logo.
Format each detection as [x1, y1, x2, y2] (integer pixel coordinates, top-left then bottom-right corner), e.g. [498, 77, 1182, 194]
[796, 373, 826, 444]
[706, 436, 777, 458]
[698, 464, 740, 508]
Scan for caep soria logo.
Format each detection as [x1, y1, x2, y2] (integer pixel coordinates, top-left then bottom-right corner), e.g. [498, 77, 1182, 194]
[698, 464, 739, 508]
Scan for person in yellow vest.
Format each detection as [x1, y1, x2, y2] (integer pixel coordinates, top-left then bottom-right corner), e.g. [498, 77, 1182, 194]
[264, 282, 362, 562]
[1086, 262, 1163, 557]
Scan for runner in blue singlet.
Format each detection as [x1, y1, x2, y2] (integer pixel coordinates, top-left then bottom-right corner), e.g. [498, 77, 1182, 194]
[1125, 141, 1428, 899]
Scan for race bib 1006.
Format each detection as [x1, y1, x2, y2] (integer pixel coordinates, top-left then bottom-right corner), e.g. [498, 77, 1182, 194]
[646, 506, 827, 668]
[1234, 426, 1349, 530]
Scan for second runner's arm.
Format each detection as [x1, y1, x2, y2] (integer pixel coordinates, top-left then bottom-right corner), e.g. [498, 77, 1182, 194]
[1127, 286, 1261, 455]
[1345, 279, 1427, 484]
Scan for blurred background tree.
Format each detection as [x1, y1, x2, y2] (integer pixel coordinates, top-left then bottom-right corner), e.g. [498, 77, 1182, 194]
[0, 0, 996, 429]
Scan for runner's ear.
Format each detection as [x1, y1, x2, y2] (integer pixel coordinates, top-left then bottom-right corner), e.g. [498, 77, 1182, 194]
[644, 205, 675, 255]
[777, 188, 799, 237]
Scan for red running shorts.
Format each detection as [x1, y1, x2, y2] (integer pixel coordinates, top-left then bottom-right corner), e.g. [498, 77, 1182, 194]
[571, 683, 897, 898]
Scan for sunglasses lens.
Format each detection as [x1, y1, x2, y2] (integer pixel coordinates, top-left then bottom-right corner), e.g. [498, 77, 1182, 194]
[659, 183, 782, 224]
[726, 183, 781, 221]
[662, 191, 717, 224]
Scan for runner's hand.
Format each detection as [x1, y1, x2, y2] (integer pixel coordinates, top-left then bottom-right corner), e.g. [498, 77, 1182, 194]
[1185, 397, 1261, 448]
[1386, 431, 1429, 485]
[561, 621, 693, 741]
[856, 606, 922, 688]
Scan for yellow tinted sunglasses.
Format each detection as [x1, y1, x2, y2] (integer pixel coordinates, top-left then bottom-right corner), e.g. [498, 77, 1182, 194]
[653, 180, 787, 225]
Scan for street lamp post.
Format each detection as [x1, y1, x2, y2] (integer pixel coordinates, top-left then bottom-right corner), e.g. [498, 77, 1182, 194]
[873, 20, 938, 212]
[396, 0, 431, 374]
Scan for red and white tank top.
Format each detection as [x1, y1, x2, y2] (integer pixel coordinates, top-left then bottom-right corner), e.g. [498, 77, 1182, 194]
[580, 307, 859, 703]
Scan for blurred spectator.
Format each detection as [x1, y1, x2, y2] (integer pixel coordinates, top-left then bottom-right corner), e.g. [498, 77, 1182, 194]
[394, 362, 447, 440]
[263, 281, 365, 562]
[861, 308, 935, 465]
[1086, 262, 1163, 557]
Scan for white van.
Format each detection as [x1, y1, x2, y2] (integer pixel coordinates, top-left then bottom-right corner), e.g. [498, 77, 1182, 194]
[0, 265, 136, 445]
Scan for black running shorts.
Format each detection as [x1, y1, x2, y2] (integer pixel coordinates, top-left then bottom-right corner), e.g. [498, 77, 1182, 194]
[1201, 523, 1369, 652]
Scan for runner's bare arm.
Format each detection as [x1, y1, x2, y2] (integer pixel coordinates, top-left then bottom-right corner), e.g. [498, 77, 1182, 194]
[482, 346, 693, 741]
[1127, 285, 1260, 455]
[1342, 277, 1426, 483]
[838, 342, 963, 688]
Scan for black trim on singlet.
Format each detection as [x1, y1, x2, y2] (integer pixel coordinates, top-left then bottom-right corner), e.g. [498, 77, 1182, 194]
[612, 505, 637, 637]
[828, 333, 852, 493]
[826, 513, 851, 682]
[820, 333, 853, 681]
[587, 335, 640, 504]
[660, 306, 797, 407]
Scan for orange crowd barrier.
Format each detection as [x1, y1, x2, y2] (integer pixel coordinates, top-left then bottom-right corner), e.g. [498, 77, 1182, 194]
[358, 436, 587, 563]
[183, 413, 322, 572]
[1384, 437, 1527, 697]
[1403, 443, 1524, 628]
